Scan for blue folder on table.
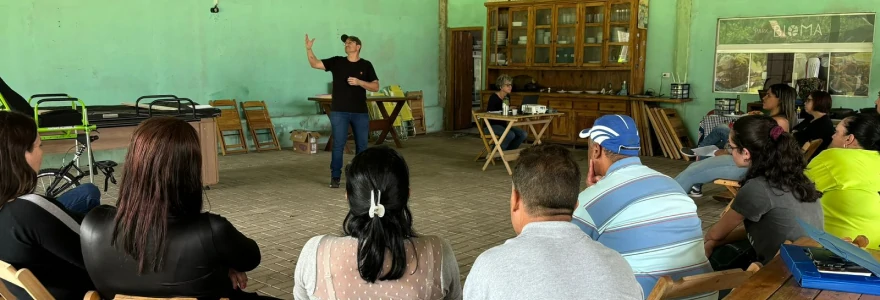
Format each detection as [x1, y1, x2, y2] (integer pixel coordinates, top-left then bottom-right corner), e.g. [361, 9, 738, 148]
[779, 220, 880, 295]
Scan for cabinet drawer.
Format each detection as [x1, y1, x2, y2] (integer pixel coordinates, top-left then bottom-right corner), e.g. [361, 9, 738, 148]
[573, 101, 599, 110]
[599, 102, 627, 112]
[548, 100, 572, 109]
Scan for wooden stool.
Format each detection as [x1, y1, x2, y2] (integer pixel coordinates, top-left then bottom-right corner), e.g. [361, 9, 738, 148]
[241, 101, 281, 152]
[209, 99, 248, 155]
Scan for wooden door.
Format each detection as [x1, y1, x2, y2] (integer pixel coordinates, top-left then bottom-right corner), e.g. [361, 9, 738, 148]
[552, 4, 579, 66]
[550, 109, 573, 142]
[451, 30, 475, 130]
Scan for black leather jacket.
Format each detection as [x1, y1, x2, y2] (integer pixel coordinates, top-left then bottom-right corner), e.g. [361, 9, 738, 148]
[80, 205, 261, 299]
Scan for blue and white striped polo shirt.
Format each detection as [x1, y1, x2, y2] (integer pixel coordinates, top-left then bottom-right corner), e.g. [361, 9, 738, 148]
[572, 157, 716, 300]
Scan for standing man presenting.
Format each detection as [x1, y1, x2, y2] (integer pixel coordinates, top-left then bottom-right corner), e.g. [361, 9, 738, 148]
[306, 33, 380, 188]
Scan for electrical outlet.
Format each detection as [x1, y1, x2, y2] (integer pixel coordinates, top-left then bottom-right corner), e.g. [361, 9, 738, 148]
[662, 72, 671, 78]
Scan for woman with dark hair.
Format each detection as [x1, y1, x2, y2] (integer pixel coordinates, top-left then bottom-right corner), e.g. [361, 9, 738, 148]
[703, 115, 824, 269]
[80, 117, 271, 300]
[0, 111, 95, 299]
[294, 146, 461, 300]
[677, 83, 798, 197]
[806, 113, 880, 250]
[791, 90, 835, 160]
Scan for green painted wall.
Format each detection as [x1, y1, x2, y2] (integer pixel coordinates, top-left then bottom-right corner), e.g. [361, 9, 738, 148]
[680, 0, 880, 140]
[1, 0, 441, 164]
[448, 0, 486, 28]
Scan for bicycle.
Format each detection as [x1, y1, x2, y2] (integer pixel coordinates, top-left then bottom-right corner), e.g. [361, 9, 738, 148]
[34, 133, 119, 198]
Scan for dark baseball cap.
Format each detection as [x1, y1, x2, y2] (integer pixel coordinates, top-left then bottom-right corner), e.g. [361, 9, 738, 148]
[341, 34, 361, 45]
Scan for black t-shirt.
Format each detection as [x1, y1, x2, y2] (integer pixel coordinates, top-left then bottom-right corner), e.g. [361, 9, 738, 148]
[321, 56, 379, 113]
[792, 114, 835, 160]
[485, 93, 507, 127]
[0, 194, 94, 300]
[731, 177, 824, 264]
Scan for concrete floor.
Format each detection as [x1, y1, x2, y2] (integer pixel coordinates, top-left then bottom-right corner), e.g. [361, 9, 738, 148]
[90, 132, 727, 299]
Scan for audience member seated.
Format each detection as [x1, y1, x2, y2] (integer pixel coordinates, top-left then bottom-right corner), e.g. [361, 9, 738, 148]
[791, 91, 834, 160]
[80, 117, 273, 300]
[805, 113, 880, 249]
[703, 115, 824, 270]
[464, 144, 642, 300]
[573, 114, 715, 299]
[676, 83, 798, 197]
[484, 74, 527, 151]
[0, 111, 95, 300]
[294, 146, 461, 300]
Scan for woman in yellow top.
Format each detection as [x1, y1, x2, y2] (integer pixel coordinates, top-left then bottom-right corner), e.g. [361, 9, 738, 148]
[805, 112, 880, 249]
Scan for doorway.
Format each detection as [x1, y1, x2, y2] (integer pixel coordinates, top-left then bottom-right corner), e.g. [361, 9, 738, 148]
[446, 27, 483, 131]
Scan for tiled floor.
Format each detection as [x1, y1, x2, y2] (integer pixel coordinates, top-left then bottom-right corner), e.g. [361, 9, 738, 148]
[91, 132, 728, 299]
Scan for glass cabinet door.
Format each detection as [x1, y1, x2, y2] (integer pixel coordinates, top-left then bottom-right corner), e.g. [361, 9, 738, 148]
[553, 5, 578, 66]
[581, 3, 604, 66]
[532, 6, 553, 65]
[488, 8, 510, 66]
[508, 8, 530, 65]
[606, 1, 632, 66]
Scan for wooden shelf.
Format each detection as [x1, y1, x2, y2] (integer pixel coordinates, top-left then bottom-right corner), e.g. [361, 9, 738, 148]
[488, 65, 631, 71]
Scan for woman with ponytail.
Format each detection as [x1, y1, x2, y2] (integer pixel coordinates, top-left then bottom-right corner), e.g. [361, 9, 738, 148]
[806, 113, 880, 249]
[703, 115, 824, 269]
[294, 146, 462, 300]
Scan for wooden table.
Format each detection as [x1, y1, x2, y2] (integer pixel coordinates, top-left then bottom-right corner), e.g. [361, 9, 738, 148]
[726, 237, 880, 300]
[474, 112, 562, 175]
[308, 96, 415, 149]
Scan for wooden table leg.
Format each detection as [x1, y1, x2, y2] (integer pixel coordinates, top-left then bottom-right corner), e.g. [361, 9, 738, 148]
[527, 116, 553, 145]
[321, 103, 335, 151]
[482, 118, 514, 175]
[374, 101, 405, 148]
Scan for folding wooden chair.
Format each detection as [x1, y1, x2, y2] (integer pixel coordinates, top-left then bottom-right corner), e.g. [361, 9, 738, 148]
[0, 259, 95, 300]
[240, 101, 281, 152]
[209, 100, 248, 155]
[472, 110, 495, 165]
[802, 138, 823, 160]
[406, 91, 426, 135]
[647, 262, 762, 300]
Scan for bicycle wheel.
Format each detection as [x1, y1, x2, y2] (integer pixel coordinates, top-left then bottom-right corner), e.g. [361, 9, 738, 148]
[35, 168, 80, 198]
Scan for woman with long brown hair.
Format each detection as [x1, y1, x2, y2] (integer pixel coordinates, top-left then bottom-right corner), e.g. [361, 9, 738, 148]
[80, 117, 273, 300]
[0, 111, 95, 299]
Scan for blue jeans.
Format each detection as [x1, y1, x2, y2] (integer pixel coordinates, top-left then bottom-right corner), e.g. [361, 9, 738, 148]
[485, 125, 528, 151]
[699, 125, 731, 149]
[56, 183, 101, 214]
[330, 112, 370, 178]
[674, 155, 747, 191]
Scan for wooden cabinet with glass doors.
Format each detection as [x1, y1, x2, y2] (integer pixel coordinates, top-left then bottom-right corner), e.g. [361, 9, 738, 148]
[483, 0, 649, 145]
[486, 0, 642, 70]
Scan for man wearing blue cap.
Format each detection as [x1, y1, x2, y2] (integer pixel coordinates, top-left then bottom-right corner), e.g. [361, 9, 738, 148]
[571, 114, 716, 300]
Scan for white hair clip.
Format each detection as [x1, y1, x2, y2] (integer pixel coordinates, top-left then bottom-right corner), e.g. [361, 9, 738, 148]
[368, 190, 385, 218]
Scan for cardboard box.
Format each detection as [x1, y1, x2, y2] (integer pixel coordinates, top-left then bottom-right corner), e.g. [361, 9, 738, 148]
[290, 130, 320, 154]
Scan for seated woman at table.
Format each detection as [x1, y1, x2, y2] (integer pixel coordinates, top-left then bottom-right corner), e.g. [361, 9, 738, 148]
[703, 115, 823, 269]
[294, 146, 461, 300]
[805, 113, 880, 250]
[80, 117, 274, 300]
[791, 91, 834, 160]
[484, 74, 527, 151]
[0, 111, 95, 300]
[676, 83, 797, 197]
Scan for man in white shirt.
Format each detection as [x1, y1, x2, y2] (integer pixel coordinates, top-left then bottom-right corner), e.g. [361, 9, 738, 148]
[464, 144, 643, 300]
